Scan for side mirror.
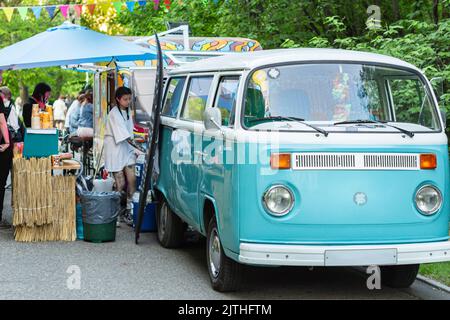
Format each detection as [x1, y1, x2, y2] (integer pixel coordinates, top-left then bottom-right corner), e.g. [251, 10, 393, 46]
[204, 107, 222, 131]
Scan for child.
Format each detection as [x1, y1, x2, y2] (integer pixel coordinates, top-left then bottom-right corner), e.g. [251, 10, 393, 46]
[104, 87, 137, 226]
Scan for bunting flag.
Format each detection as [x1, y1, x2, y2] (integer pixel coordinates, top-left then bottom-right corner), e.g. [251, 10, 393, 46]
[0, 0, 194, 23]
[100, 3, 111, 11]
[126, 1, 136, 12]
[113, 1, 124, 13]
[17, 7, 28, 20]
[86, 4, 96, 15]
[3, 7, 15, 22]
[74, 5, 83, 17]
[31, 7, 42, 19]
[60, 5, 70, 18]
[45, 6, 57, 19]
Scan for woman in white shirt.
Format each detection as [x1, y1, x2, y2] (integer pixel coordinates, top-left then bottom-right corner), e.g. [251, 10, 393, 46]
[104, 87, 137, 225]
[52, 95, 67, 131]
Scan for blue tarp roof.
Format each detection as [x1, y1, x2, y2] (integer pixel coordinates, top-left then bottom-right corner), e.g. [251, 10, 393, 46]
[0, 22, 157, 70]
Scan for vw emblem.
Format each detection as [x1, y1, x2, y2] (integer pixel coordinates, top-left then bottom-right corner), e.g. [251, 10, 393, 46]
[354, 192, 368, 206]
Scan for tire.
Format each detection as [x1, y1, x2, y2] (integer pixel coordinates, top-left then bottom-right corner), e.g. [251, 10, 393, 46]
[381, 264, 420, 288]
[206, 217, 242, 292]
[156, 199, 185, 248]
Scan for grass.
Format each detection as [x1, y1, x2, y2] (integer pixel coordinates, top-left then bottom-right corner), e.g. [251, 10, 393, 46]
[419, 225, 450, 287]
[420, 262, 450, 287]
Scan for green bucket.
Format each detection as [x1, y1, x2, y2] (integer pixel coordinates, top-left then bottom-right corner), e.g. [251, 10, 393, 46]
[83, 220, 117, 243]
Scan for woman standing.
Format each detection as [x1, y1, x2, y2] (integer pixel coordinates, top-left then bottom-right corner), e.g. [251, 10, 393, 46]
[0, 97, 12, 228]
[52, 95, 67, 131]
[104, 87, 136, 226]
[22, 83, 52, 128]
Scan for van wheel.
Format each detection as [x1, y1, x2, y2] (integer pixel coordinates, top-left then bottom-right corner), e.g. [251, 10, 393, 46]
[381, 264, 420, 288]
[156, 199, 184, 248]
[206, 217, 242, 292]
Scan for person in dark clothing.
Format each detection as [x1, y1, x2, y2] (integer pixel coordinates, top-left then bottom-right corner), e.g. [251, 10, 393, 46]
[0, 97, 12, 228]
[22, 83, 52, 128]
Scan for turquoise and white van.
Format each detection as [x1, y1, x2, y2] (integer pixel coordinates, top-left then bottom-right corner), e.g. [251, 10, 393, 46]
[154, 49, 450, 292]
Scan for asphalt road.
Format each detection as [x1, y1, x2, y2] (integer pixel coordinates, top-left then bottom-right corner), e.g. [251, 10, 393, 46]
[1, 189, 449, 300]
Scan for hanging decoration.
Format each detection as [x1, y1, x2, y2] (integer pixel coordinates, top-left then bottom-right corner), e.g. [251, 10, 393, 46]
[0, 0, 224, 23]
[59, 5, 70, 18]
[32, 7, 42, 19]
[74, 4, 84, 17]
[17, 7, 29, 20]
[45, 6, 57, 19]
[3, 7, 15, 22]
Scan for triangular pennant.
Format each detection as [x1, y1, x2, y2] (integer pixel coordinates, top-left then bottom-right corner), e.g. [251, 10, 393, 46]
[31, 7, 42, 19]
[60, 5, 69, 18]
[126, 1, 135, 12]
[3, 7, 14, 22]
[113, 2, 124, 14]
[86, 4, 96, 15]
[138, 1, 147, 6]
[17, 7, 28, 20]
[164, 0, 171, 10]
[46, 6, 57, 19]
[74, 4, 83, 17]
[153, 0, 160, 10]
[100, 3, 110, 11]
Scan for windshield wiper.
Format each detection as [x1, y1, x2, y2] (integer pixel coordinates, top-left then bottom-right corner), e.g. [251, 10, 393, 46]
[333, 119, 414, 138]
[249, 116, 329, 137]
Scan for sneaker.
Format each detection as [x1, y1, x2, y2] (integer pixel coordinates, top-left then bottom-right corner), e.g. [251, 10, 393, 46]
[116, 220, 121, 228]
[123, 209, 134, 227]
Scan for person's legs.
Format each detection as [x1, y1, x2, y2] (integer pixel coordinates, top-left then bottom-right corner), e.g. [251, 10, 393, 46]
[0, 147, 13, 224]
[112, 170, 127, 226]
[123, 165, 136, 209]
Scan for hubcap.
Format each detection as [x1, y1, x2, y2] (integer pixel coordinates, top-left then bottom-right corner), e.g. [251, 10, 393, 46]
[208, 227, 221, 279]
[158, 203, 168, 241]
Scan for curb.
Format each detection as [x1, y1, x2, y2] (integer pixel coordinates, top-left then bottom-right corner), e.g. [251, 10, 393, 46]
[417, 274, 450, 294]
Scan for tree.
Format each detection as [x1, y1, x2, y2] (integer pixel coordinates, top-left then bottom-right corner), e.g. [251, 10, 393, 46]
[0, 0, 86, 101]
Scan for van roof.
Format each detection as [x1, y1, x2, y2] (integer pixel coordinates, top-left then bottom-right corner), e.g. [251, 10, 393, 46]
[169, 48, 422, 75]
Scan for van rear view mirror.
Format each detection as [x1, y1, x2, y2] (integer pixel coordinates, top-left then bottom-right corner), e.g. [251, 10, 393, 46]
[204, 107, 222, 131]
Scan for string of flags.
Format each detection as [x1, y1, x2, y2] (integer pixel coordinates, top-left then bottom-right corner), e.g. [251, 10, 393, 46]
[0, 0, 221, 22]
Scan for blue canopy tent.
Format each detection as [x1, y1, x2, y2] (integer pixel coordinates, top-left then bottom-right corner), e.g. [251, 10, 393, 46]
[0, 22, 157, 70]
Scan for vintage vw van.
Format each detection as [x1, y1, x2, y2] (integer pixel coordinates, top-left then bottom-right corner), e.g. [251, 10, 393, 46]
[154, 48, 450, 292]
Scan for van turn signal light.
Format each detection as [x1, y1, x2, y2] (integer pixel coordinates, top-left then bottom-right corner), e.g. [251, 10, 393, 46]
[271, 153, 291, 170]
[420, 154, 437, 170]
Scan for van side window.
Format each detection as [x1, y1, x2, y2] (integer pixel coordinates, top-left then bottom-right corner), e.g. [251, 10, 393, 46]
[162, 77, 186, 117]
[181, 76, 214, 122]
[215, 76, 240, 126]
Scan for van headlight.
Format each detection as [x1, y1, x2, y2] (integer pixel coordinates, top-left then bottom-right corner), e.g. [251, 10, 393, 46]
[415, 185, 442, 216]
[263, 185, 294, 216]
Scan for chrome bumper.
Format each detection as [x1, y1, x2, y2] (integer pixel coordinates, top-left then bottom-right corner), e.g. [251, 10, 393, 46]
[239, 241, 450, 266]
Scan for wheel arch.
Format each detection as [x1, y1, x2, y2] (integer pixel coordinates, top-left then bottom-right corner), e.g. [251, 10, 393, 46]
[202, 194, 220, 236]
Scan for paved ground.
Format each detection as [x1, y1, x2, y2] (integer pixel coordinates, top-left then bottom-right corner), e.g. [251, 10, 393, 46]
[1, 189, 449, 300]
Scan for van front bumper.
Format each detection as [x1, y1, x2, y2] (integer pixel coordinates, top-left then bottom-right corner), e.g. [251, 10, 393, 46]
[239, 241, 450, 266]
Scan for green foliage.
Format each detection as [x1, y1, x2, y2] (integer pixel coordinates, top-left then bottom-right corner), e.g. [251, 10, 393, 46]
[0, 2, 86, 100]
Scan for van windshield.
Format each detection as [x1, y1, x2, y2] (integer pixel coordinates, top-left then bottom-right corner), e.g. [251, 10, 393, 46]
[243, 63, 440, 132]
